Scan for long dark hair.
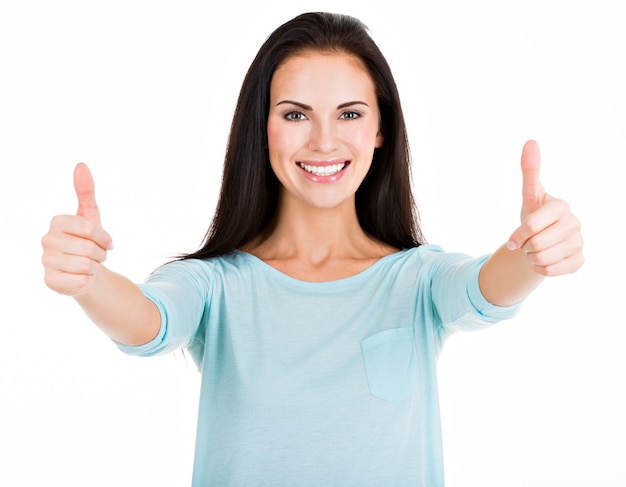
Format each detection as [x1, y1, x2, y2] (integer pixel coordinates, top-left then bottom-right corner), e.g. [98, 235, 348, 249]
[183, 12, 425, 260]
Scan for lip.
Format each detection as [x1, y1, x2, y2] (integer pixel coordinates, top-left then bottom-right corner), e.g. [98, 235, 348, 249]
[296, 159, 350, 183]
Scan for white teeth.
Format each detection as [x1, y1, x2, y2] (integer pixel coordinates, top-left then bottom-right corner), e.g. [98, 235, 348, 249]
[299, 162, 346, 177]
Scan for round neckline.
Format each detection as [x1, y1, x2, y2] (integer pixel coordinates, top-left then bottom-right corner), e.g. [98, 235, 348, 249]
[232, 248, 410, 287]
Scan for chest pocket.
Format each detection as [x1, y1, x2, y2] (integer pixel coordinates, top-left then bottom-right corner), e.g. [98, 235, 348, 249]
[361, 327, 418, 403]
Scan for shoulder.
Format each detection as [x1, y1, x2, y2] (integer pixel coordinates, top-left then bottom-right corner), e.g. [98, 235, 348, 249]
[149, 251, 265, 282]
[386, 245, 493, 285]
[362, 244, 447, 283]
[384, 244, 446, 267]
[145, 255, 226, 289]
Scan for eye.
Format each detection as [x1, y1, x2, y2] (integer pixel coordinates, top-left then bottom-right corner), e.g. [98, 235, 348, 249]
[284, 111, 307, 121]
[340, 111, 361, 120]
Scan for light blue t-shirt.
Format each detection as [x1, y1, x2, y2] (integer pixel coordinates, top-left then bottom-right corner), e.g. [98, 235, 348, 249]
[117, 245, 521, 486]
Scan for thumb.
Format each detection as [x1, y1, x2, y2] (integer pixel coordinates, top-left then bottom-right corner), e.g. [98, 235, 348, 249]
[74, 163, 101, 222]
[520, 139, 546, 220]
[73, 163, 114, 250]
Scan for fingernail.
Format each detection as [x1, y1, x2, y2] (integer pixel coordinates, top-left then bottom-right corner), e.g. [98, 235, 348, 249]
[107, 242, 115, 251]
[507, 240, 518, 251]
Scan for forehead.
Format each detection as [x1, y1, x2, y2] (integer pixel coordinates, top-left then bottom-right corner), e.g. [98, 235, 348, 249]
[270, 51, 377, 101]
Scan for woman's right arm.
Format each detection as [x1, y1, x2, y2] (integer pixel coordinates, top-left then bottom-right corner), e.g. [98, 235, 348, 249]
[41, 163, 160, 346]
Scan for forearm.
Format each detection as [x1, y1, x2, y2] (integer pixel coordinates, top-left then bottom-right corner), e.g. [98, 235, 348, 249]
[74, 265, 161, 346]
[478, 244, 545, 307]
[479, 140, 585, 307]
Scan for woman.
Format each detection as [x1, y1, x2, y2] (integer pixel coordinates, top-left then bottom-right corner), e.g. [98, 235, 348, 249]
[41, 12, 583, 486]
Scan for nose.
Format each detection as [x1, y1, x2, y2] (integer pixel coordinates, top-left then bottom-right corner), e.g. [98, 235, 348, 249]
[307, 120, 338, 153]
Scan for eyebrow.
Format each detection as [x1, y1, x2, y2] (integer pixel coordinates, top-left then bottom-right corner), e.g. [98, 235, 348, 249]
[276, 100, 370, 110]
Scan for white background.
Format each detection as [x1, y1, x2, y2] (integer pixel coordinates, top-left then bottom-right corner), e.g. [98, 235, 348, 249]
[1, 0, 624, 486]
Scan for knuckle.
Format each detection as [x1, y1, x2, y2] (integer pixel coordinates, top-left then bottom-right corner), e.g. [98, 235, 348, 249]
[41, 230, 63, 250]
[531, 251, 549, 267]
[535, 264, 556, 277]
[40, 232, 52, 249]
[49, 215, 63, 229]
[573, 227, 584, 243]
[43, 273, 56, 290]
[83, 241, 106, 262]
[522, 235, 540, 252]
[523, 215, 541, 235]
[79, 218, 97, 237]
[41, 232, 62, 252]
[63, 275, 94, 296]
[75, 256, 96, 275]
[572, 254, 585, 272]
[546, 264, 562, 277]
[43, 272, 68, 294]
[41, 252, 52, 268]
[74, 273, 93, 289]
[523, 231, 548, 253]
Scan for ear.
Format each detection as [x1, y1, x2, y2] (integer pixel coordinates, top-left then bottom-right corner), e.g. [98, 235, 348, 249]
[375, 130, 384, 148]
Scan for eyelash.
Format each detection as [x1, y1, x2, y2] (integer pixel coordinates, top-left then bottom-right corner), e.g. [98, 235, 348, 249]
[284, 111, 306, 121]
[340, 111, 361, 120]
[282, 110, 362, 121]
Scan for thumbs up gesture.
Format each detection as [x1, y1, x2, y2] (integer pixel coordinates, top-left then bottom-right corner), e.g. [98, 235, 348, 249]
[507, 140, 584, 276]
[41, 164, 114, 296]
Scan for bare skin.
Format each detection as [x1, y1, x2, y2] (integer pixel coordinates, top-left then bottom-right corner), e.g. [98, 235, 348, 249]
[242, 52, 392, 281]
[240, 193, 398, 283]
[479, 139, 584, 306]
[41, 163, 160, 346]
[41, 52, 584, 346]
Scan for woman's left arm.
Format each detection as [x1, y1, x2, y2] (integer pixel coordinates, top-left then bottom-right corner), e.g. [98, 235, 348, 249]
[478, 140, 584, 307]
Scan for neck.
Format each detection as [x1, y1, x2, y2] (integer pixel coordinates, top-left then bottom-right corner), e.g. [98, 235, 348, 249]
[277, 199, 364, 257]
[240, 193, 398, 281]
[245, 193, 391, 263]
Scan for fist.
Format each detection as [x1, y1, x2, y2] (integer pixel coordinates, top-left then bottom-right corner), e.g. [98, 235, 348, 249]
[41, 163, 114, 296]
[507, 140, 584, 277]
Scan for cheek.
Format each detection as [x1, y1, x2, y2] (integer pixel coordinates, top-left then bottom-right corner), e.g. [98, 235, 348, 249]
[346, 123, 381, 154]
[267, 121, 295, 180]
[267, 121, 297, 157]
[266, 121, 280, 154]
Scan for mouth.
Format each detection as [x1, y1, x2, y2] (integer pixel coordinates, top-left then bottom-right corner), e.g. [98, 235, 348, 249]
[297, 161, 350, 177]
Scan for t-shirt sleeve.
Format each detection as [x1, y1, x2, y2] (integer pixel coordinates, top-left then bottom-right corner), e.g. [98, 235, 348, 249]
[114, 259, 211, 357]
[420, 246, 522, 335]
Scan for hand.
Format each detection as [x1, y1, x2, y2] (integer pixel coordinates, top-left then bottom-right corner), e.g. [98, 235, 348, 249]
[41, 163, 114, 296]
[507, 140, 584, 276]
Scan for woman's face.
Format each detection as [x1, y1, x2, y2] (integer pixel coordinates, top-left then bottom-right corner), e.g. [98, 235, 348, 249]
[267, 51, 384, 212]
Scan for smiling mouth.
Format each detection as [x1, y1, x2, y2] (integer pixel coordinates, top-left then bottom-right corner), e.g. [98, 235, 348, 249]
[298, 162, 348, 177]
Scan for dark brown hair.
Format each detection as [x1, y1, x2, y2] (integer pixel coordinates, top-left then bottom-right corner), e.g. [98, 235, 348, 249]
[183, 12, 424, 260]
